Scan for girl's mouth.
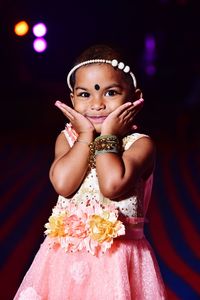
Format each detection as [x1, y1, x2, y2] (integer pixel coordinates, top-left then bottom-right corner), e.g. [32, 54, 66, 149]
[86, 116, 107, 124]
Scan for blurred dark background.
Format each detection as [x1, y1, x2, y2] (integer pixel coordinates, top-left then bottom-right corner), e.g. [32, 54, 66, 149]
[0, 0, 200, 299]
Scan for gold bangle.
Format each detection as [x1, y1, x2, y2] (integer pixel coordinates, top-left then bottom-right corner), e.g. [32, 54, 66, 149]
[94, 135, 122, 155]
[87, 135, 122, 169]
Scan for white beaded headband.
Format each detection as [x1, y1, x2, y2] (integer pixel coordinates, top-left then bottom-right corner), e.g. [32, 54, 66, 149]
[67, 59, 137, 91]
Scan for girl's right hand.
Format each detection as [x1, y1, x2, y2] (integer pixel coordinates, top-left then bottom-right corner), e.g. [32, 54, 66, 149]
[55, 101, 95, 135]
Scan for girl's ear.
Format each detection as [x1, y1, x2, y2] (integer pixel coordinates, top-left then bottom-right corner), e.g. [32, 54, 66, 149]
[134, 89, 143, 100]
[70, 93, 74, 106]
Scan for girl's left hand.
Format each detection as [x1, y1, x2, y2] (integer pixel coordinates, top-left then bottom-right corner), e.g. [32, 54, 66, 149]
[101, 99, 144, 136]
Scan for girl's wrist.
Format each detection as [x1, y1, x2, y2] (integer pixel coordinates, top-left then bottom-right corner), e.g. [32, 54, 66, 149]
[78, 131, 94, 144]
[100, 130, 118, 136]
[100, 126, 114, 135]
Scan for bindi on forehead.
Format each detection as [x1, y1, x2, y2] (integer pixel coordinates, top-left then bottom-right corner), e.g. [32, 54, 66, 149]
[94, 84, 100, 90]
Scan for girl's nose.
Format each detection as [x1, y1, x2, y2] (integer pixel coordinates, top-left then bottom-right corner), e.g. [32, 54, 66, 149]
[90, 97, 106, 110]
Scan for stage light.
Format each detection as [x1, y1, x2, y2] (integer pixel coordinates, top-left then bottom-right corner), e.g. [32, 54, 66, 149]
[33, 38, 47, 53]
[32, 23, 47, 37]
[14, 21, 29, 36]
[145, 35, 156, 51]
[144, 34, 157, 76]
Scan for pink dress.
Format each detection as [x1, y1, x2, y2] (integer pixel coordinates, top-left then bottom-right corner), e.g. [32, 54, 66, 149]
[14, 125, 167, 300]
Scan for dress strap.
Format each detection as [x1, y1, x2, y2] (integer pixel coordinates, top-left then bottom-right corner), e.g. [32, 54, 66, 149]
[62, 123, 78, 147]
[123, 133, 149, 151]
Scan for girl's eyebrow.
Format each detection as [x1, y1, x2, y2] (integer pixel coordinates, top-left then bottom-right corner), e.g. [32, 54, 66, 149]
[104, 83, 122, 89]
[75, 86, 88, 91]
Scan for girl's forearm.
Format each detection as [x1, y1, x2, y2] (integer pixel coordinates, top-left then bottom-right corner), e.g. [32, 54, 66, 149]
[50, 138, 93, 197]
[96, 153, 137, 199]
[96, 137, 155, 199]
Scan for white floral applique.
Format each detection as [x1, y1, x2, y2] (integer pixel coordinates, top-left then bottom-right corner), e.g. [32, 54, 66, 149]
[19, 287, 42, 300]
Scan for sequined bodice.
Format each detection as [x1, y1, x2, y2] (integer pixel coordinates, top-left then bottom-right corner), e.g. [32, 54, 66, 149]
[58, 167, 146, 218]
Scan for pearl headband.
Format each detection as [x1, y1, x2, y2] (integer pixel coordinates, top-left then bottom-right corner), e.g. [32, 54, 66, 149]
[67, 59, 137, 91]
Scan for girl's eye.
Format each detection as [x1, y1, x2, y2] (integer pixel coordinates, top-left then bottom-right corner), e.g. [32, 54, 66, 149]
[105, 90, 118, 96]
[78, 92, 90, 98]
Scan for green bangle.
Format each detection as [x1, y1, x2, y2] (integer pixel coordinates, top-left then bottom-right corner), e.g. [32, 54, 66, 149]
[95, 149, 119, 156]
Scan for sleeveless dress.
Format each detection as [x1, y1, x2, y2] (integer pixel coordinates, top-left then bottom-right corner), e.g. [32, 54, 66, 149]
[14, 124, 167, 300]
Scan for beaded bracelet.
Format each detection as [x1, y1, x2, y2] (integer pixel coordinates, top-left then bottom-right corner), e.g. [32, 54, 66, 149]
[94, 135, 122, 156]
[88, 135, 122, 169]
[88, 142, 96, 169]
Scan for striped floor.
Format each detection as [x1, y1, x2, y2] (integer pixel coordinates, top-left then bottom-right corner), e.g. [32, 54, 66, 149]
[1, 140, 200, 299]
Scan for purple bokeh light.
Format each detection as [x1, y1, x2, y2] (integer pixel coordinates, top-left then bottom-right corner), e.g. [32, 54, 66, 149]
[32, 23, 47, 37]
[33, 38, 47, 53]
[144, 34, 157, 76]
[145, 35, 156, 51]
[145, 65, 156, 76]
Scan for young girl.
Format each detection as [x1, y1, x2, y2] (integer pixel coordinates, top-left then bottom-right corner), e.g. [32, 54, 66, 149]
[14, 45, 166, 299]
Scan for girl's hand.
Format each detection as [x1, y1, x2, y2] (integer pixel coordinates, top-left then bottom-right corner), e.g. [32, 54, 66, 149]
[101, 99, 144, 136]
[55, 101, 95, 135]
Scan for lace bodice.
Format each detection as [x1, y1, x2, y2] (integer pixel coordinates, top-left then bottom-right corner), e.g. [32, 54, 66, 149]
[57, 126, 153, 219]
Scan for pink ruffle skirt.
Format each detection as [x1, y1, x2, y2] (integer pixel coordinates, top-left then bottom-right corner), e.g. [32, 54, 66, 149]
[14, 231, 166, 300]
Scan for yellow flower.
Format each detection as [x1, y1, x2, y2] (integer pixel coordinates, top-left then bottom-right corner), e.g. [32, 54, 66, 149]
[45, 214, 66, 237]
[89, 214, 121, 244]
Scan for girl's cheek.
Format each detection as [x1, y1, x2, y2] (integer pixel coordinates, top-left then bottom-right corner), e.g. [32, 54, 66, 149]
[74, 103, 86, 113]
[73, 101, 80, 109]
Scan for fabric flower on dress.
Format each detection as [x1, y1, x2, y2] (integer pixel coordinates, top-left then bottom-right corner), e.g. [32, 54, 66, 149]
[44, 211, 66, 237]
[89, 215, 124, 248]
[44, 199, 125, 256]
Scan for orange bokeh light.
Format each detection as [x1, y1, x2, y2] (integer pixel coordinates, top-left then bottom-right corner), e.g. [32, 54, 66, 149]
[14, 21, 29, 36]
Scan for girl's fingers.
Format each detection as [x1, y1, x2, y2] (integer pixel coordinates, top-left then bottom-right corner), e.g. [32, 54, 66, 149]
[112, 102, 133, 117]
[55, 101, 93, 132]
[56, 106, 74, 120]
[57, 103, 83, 119]
[123, 110, 136, 121]
[133, 98, 144, 107]
[113, 98, 144, 117]
[55, 101, 76, 120]
[120, 104, 142, 120]
[55, 101, 73, 112]
[55, 100, 68, 109]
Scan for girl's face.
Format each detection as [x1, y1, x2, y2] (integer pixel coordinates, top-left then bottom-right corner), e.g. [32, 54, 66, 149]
[70, 64, 133, 133]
